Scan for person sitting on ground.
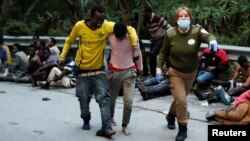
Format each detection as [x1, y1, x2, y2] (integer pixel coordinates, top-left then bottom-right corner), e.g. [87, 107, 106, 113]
[37, 58, 76, 89]
[0, 43, 29, 82]
[205, 89, 250, 125]
[9, 43, 29, 73]
[30, 47, 52, 86]
[29, 34, 40, 47]
[6, 45, 43, 83]
[193, 55, 250, 105]
[194, 45, 229, 89]
[45, 37, 60, 64]
[31, 62, 58, 87]
[137, 73, 171, 100]
[35, 40, 47, 62]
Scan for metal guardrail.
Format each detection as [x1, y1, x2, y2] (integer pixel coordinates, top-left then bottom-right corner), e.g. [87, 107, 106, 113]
[3, 35, 250, 61]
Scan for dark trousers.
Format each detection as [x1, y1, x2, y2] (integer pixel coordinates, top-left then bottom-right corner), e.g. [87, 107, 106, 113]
[139, 38, 149, 76]
[149, 39, 163, 76]
[147, 80, 170, 96]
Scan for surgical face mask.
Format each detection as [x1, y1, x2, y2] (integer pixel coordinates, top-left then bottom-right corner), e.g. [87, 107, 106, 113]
[177, 20, 190, 29]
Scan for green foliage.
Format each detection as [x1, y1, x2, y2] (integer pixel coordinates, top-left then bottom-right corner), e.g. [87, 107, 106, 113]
[3, 20, 31, 36]
[1, 0, 250, 45]
[48, 28, 68, 36]
[29, 22, 41, 34]
[216, 34, 241, 46]
[239, 22, 250, 46]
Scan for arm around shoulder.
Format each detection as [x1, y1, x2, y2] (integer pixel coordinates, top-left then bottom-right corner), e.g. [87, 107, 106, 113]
[127, 26, 138, 47]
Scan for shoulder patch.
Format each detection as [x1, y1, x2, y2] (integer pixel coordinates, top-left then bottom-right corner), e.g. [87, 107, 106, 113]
[166, 27, 176, 37]
[195, 24, 201, 27]
[191, 24, 202, 34]
[201, 29, 208, 34]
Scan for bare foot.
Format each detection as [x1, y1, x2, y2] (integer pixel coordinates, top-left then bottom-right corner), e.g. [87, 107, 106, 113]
[111, 118, 117, 126]
[122, 127, 132, 136]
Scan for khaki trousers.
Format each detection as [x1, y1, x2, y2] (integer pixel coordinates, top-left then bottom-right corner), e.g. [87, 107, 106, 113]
[168, 67, 197, 125]
[47, 67, 71, 88]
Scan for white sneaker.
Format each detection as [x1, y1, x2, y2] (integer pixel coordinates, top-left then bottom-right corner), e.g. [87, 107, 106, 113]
[201, 101, 209, 106]
[3, 68, 9, 77]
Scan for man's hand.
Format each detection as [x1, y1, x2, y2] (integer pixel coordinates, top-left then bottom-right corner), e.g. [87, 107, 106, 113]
[209, 40, 218, 52]
[58, 60, 65, 69]
[156, 68, 162, 83]
[133, 56, 139, 62]
[225, 104, 236, 115]
[201, 62, 205, 69]
[206, 66, 216, 71]
[137, 70, 143, 78]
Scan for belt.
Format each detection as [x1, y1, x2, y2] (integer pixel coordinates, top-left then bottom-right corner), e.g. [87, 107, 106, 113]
[78, 71, 105, 77]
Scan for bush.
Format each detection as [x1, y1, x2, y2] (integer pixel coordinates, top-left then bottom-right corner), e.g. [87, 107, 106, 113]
[3, 20, 31, 36]
[48, 28, 68, 36]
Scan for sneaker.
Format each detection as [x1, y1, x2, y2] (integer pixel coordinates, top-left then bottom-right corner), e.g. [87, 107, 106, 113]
[218, 87, 232, 105]
[193, 88, 206, 100]
[3, 68, 9, 77]
[222, 82, 231, 91]
[96, 129, 116, 138]
[228, 80, 237, 91]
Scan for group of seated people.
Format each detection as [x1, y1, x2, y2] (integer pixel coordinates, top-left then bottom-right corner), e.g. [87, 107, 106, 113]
[193, 55, 250, 106]
[136, 44, 250, 125]
[136, 44, 250, 107]
[0, 34, 76, 89]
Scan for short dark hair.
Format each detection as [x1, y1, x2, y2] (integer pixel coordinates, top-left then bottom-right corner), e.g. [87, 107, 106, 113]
[91, 4, 106, 17]
[114, 21, 127, 39]
[49, 37, 57, 45]
[237, 55, 248, 66]
[13, 43, 21, 50]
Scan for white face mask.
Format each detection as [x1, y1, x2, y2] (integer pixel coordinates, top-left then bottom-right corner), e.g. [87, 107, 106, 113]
[177, 20, 190, 29]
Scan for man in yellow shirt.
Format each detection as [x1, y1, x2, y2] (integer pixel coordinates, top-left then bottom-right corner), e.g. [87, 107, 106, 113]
[58, 4, 138, 139]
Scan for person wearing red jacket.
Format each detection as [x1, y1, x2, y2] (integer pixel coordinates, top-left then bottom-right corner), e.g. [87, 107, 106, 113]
[195, 46, 229, 88]
[206, 89, 250, 125]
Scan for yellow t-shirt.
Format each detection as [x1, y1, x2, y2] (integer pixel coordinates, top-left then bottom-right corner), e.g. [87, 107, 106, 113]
[60, 20, 138, 70]
[2, 45, 12, 65]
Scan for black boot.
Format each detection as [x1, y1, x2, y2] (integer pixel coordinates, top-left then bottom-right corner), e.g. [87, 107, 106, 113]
[166, 112, 176, 130]
[82, 113, 91, 130]
[176, 124, 187, 141]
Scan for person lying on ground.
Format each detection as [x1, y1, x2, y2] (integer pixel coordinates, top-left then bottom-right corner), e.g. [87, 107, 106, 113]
[137, 75, 171, 100]
[206, 89, 250, 125]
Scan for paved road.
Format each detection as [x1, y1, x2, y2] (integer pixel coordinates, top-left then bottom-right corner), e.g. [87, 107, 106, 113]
[0, 82, 227, 141]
